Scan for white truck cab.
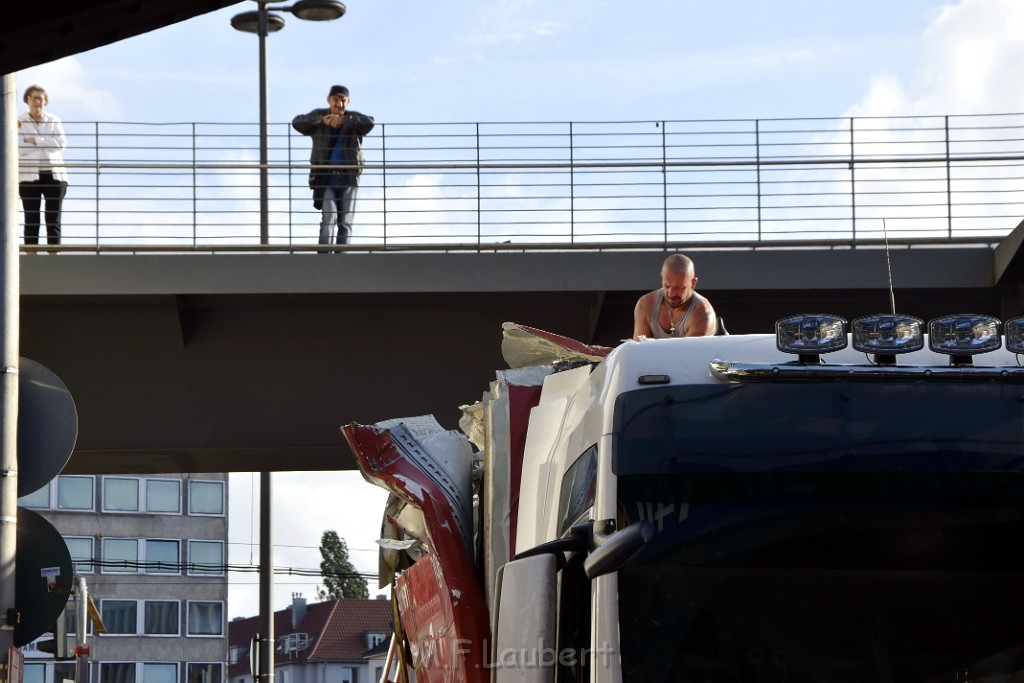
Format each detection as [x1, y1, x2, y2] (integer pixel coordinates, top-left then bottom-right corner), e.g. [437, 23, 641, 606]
[347, 313, 1024, 683]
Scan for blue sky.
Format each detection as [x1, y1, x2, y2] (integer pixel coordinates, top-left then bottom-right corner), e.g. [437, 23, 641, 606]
[20, 0, 1024, 126]
[16, 0, 1024, 618]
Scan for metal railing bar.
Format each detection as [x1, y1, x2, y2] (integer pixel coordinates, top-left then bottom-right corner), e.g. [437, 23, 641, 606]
[44, 152, 1024, 174]
[18, 114, 1024, 254]
[31, 235, 1000, 252]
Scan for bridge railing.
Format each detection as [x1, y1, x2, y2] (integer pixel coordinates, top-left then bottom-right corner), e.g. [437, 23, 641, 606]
[28, 113, 1024, 251]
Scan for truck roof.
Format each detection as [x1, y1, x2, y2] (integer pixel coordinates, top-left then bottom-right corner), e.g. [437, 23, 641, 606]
[605, 333, 1024, 390]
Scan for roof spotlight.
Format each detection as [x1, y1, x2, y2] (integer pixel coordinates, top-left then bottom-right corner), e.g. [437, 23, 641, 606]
[852, 314, 924, 364]
[776, 314, 847, 363]
[928, 314, 1001, 364]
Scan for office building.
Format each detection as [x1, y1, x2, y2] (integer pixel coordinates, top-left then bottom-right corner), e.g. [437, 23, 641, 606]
[19, 473, 229, 683]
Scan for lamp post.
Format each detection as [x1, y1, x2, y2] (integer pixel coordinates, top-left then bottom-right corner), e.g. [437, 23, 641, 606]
[231, 0, 346, 245]
[229, 6, 344, 683]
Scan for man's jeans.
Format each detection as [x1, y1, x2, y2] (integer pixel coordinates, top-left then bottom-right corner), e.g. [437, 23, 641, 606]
[320, 180, 358, 246]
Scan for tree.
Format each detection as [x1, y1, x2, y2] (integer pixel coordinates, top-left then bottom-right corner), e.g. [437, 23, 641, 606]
[315, 530, 369, 600]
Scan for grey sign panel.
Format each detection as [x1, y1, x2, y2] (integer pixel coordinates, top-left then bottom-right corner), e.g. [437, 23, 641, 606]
[14, 507, 74, 646]
[18, 358, 78, 497]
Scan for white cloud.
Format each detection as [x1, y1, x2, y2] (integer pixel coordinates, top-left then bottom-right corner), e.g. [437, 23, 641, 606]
[468, 0, 603, 46]
[18, 57, 122, 120]
[829, 0, 1024, 239]
[847, 0, 1024, 116]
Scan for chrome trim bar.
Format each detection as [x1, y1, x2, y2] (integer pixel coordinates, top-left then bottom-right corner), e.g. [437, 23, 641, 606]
[710, 360, 1024, 383]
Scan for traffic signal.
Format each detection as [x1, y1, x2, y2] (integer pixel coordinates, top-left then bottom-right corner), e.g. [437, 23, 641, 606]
[13, 508, 74, 647]
[13, 359, 78, 646]
[17, 357, 77, 497]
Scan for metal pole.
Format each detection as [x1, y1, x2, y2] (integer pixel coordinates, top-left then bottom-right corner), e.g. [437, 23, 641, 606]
[945, 115, 952, 239]
[849, 117, 856, 240]
[475, 123, 480, 249]
[380, 124, 387, 248]
[258, 471, 273, 683]
[569, 122, 574, 244]
[0, 71, 21, 659]
[257, 10, 273, 665]
[286, 122, 293, 247]
[192, 123, 198, 248]
[94, 122, 99, 249]
[258, 5, 270, 245]
[76, 576, 91, 683]
[661, 121, 667, 244]
[755, 119, 762, 242]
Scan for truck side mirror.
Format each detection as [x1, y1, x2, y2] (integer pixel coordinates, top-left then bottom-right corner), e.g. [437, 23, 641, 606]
[492, 554, 557, 683]
[583, 520, 654, 579]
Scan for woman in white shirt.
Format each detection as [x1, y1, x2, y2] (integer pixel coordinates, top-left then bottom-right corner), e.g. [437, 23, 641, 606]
[18, 85, 69, 248]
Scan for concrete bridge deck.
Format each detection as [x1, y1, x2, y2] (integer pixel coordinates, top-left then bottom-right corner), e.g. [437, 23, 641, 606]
[20, 238, 1024, 475]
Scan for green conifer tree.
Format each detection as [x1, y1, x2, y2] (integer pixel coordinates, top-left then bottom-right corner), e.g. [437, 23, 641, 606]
[315, 530, 369, 600]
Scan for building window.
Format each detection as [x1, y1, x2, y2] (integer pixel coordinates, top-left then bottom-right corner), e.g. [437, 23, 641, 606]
[142, 663, 177, 683]
[102, 664, 133, 683]
[101, 663, 177, 683]
[366, 631, 387, 649]
[57, 476, 94, 510]
[187, 663, 223, 683]
[103, 477, 140, 512]
[25, 663, 76, 683]
[188, 540, 224, 576]
[146, 479, 181, 513]
[19, 484, 49, 509]
[145, 539, 180, 574]
[62, 599, 76, 636]
[228, 645, 247, 665]
[24, 663, 45, 683]
[341, 668, 358, 683]
[102, 600, 138, 635]
[188, 480, 224, 515]
[102, 539, 138, 573]
[187, 601, 224, 636]
[144, 601, 180, 635]
[54, 663, 76, 683]
[64, 536, 94, 574]
[63, 598, 93, 637]
[102, 538, 181, 574]
[101, 600, 180, 636]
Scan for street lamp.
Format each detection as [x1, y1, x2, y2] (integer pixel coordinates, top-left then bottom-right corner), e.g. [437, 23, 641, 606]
[231, 0, 346, 245]
[229, 6, 343, 683]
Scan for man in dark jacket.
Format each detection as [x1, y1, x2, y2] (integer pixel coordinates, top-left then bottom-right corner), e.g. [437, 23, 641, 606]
[292, 85, 375, 248]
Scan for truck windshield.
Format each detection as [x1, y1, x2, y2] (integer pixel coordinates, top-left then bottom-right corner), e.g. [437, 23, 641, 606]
[612, 381, 1024, 683]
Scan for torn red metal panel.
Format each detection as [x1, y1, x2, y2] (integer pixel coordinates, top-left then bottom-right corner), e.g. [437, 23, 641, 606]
[342, 422, 489, 683]
[501, 322, 613, 369]
[395, 553, 467, 683]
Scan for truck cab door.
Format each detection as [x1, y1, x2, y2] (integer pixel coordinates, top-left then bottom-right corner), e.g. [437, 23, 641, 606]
[492, 554, 557, 683]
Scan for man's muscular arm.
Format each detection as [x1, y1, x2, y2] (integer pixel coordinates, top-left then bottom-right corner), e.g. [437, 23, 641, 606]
[633, 293, 654, 340]
[685, 301, 717, 337]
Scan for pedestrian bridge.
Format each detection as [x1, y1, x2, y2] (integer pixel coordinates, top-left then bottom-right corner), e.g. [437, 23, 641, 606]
[17, 114, 1024, 474]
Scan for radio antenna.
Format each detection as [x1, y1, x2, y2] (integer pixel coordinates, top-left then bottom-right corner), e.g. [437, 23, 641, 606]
[882, 218, 896, 314]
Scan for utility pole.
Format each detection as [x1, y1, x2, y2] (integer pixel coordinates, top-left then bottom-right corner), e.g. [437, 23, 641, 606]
[0, 71, 21, 664]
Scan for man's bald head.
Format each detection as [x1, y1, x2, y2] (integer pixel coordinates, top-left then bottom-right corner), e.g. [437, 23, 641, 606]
[662, 253, 695, 277]
[659, 254, 699, 309]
